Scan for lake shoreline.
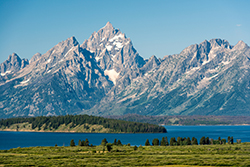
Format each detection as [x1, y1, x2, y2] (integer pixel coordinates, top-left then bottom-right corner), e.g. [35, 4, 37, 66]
[1, 125, 250, 150]
[160, 124, 250, 126]
[0, 129, 167, 134]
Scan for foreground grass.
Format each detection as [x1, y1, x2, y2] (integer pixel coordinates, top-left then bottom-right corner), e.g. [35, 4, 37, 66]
[1, 143, 250, 166]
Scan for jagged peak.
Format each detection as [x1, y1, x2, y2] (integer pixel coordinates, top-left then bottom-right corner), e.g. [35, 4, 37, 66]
[102, 21, 114, 30]
[208, 38, 231, 49]
[7, 53, 21, 61]
[149, 55, 158, 61]
[29, 53, 42, 63]
[66, 36, 79, 46]
[233, 40, 249, 50]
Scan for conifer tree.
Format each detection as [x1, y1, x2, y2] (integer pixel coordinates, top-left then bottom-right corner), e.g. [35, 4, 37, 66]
[117, 140, 122, 146]
[160, 137, 166, 146]
[177, 137, 181, 146]
[113, 139, 117, 145]
[70, 139, 75, 147]
[101, 138, 108, 146]
[200, 137, 205, 145]
[106, 143, 112, 152]
[192, 138, 198, 145]
[145, 139, 150, 146]
[78, 139, 82, 146]
[205, 137, 210, 145]
[170, 137, 176, 146]
[81, 140, 85, 146]
[230, 136, 234, 144]
[152, 138, 159, 146]
[186, 137, 191, 145]
[85, 139, 89, 146]
[228, 136, 230, 144]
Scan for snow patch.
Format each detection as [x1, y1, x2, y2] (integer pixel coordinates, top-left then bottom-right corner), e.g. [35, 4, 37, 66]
[109, 34, 124, 42]
[111, 54, 115, 61]
[64, 47, 73, 57]
[95, 56, 101, 61]
[209, 73, 218, 79]
[185, 67, 200, 75]
[222, 61, 230, 65]
[101, 37, 105, 41]
[104, 69, 119, 85]
[202, 59, 210, 65]
[113, 41, 123, 49]
[47, 70, 51, 73]
[125, 41, 130, 45]
[106, 45, 113, 51]
[21, 78, 30, 84]
[0, 70, 11, 76]
[47, 59, 51, 63]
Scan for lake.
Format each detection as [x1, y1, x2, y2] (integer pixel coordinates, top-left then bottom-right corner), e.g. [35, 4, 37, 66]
[1, 125, 250, 150]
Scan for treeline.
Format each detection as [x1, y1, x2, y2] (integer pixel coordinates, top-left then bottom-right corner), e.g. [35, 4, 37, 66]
[68, 136, 240, 153]
[0, 114, 167, 133]
[107, 114, 250, 125]
[145, 136, 238, 146]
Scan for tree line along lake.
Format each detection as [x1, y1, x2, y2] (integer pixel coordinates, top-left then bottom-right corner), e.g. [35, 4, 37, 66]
[1, 125, 250, 150]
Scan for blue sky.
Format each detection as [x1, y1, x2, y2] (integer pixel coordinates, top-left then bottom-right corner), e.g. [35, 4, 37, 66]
[0, 0, 249, 63]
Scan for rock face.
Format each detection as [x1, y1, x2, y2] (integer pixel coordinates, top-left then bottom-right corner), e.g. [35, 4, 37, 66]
[1, 22, 250, 118]
[0, 53, 29, 75]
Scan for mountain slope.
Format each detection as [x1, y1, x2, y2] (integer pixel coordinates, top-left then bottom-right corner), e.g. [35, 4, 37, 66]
[0, 36, 112, 118]
[0, 22, 250, 118]
[86, 39, 250, 116]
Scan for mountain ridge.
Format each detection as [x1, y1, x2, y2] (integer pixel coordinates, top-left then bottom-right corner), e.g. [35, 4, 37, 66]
[0, 22, 250, 118]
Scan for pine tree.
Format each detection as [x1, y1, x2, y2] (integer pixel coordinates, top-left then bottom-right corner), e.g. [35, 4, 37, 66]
[81, 140, 85, 146]
[200, 137, 205, 145]
[101, 138, 108, 146]
[192, 138, 198, 145]
[78, 139, 82, 146]
[210, 138, 214, 145]
[106, 143, 112, 152]
[205, 137, 210, 145]
[165, 137, 169, 146]
[218, 137, 221, 144]
[228, 136, 230, 144]
[145, 139, 150, 146]
[85, 139, 89, 146]
[113, 139, 117, 145]
[70, 139, 75, 147]
[170, 137, 176, 146]
[117, 140, 122, 146]
[186, 137, 191, 145]
[230, 136, 234, 144]
[177, 137, 181, 146]
[152, 138, 159, 146]
[160, 137, 166, 146]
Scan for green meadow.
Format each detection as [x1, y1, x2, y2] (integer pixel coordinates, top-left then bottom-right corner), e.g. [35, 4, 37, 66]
[1, 143, 250, 166]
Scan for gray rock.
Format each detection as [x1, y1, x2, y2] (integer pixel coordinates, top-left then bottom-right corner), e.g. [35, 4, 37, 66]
[0, 22, 250, 118]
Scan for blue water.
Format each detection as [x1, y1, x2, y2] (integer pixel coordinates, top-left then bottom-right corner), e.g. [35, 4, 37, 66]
[1, 125, 250, 150]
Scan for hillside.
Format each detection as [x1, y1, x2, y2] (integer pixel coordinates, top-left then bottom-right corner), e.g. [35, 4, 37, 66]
[107, 114, 250, 125]
[1, 22, 250, 118]
[0, 114, 167, 133]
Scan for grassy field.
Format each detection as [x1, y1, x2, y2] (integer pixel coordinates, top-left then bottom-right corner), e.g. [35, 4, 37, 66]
[1, 143, 250, 166]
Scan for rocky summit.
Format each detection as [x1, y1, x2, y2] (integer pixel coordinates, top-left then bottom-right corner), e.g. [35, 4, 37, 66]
[1, 22, 250, 118]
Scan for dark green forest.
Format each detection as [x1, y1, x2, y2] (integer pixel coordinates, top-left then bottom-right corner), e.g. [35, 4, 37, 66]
[0, 114, 167, 133]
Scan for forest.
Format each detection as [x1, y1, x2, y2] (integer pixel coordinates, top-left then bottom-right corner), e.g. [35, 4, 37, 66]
[0, 114, 167, 133]
[107, 114, 250, 125]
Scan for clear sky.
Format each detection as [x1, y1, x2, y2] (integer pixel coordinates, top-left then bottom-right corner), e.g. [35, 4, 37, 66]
[0, 0, 249, 63]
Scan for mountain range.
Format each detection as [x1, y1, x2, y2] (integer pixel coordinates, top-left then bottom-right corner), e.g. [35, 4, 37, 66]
[1, 22, 250, 118]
